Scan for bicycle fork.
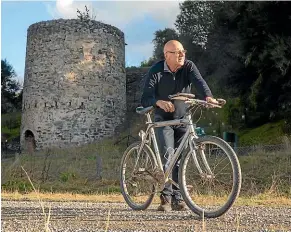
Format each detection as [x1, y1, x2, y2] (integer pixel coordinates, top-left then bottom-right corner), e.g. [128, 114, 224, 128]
[189, 142, 214, 177]
[187, 115, 214, 179]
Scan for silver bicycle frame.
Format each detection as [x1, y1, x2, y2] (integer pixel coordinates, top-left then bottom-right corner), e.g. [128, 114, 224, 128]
[138, 111, 205, 188]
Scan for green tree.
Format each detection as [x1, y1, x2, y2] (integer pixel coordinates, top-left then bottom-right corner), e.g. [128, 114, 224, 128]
[1, 59, 22, 113]
[140, 57, 156, 67]
[226, 2, 291, 122]
[152, 28, 179, 60]
[175, 1, 219, 48]
[204, 1, 291, 126]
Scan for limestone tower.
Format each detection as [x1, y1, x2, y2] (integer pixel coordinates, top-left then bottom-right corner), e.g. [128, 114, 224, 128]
[20, 19, 126, 149]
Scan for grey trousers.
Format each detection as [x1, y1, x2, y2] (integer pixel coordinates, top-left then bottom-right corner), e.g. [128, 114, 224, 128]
[155, 114, 187, 201]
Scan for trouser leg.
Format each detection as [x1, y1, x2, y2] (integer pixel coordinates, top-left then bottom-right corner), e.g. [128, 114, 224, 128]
[172, 125, 187, 201]
[155, 115, 187, 200]
[155, 124, 175, 196]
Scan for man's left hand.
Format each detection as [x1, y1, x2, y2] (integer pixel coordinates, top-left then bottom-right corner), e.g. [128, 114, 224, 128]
[206, 96, 219, 104]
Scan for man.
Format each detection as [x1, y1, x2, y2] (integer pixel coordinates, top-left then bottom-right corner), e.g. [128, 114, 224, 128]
[141, 40, 218, 212]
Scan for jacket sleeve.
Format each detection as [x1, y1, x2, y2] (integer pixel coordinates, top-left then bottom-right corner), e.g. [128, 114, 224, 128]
[141, 70, 158, 107]
[188, 62, 213, 99]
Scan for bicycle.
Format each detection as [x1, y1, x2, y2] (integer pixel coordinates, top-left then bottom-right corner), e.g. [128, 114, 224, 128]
[120, 93, 242, 218]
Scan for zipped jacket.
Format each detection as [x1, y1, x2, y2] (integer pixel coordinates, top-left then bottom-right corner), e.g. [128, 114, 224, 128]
[141, 59, 213, 119]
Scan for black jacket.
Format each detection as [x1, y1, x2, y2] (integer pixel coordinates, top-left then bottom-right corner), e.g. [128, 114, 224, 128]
[141, 59, 213, 119]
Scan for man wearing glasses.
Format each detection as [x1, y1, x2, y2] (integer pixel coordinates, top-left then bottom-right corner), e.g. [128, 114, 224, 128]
[141, 40, 218, 212]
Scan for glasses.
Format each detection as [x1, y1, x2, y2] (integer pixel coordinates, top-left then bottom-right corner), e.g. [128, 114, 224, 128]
[166, 50, 187, 55]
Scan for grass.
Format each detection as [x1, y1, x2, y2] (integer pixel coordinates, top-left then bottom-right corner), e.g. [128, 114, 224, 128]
[2, 191, 291, 207]
[1, 111, 21, 141]
[1, 137, 127, 193]
[1, 138, 290, 232]
[1, 113, 291, 232]
[2, 144, 289, 232]
[1, 127, 20, 140]
[1, 113, 290, 201]
[238, 149, 291, 195]
[237, 120, 287, 146]
[1, 138, 290, 196]
[21, 166, 51, 232]
[1, 111, 22, 126]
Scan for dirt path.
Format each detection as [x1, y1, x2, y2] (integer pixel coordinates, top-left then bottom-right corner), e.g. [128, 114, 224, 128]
[1, 200, 291, 231]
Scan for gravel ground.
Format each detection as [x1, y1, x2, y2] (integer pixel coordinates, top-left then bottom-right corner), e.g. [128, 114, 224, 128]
[1, 200, 291, 232]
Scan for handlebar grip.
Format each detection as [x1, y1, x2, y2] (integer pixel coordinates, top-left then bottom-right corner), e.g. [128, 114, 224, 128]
[217, 98, 226, 106]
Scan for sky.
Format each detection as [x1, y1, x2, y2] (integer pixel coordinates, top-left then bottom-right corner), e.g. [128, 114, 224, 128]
[1, 0, 182, 82]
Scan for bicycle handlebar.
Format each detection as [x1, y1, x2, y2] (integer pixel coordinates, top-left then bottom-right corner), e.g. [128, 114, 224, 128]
[168, 93, 226, 109]
[185, 99, 224, 108]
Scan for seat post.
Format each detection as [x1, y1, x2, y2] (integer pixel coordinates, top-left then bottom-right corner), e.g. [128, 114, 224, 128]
[145, 112, 152, 124]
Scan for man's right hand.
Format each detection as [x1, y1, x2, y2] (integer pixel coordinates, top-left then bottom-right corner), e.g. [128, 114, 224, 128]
[156, 100, 175, 112]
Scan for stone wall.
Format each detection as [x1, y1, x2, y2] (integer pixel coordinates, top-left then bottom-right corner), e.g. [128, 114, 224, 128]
[21, 19, 126, 149]
[126, 67, 150, 112]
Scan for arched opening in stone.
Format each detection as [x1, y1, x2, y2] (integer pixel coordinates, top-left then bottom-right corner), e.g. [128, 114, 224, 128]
[24, 130, 36, 153]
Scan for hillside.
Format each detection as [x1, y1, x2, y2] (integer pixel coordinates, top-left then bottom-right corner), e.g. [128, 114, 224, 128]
[237, 120, 287, 146]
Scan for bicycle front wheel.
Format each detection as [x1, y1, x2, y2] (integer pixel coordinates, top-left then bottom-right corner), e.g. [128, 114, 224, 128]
[120, 142, 159, 210]
[179, 136, 241, 218]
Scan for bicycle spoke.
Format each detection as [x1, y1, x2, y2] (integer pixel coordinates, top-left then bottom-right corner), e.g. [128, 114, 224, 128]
[214, 162, 231, 177]
[121, 143, 158, 210]
[180, 136, 241, 217]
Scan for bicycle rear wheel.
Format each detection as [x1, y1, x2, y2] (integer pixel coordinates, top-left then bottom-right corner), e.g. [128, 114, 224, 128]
[179, 136, 241, 218]
[120, 142, 159, 210]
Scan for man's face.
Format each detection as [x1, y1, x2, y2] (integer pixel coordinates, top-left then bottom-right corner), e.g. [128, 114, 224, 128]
[164, 42, 186, 68]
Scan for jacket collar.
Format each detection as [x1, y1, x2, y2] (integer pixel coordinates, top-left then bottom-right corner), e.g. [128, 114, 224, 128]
[163, 60, 185, 73]
[164, 60, 171, 72]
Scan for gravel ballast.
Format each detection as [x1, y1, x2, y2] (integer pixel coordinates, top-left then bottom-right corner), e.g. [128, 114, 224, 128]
[1, 200, 291, 232]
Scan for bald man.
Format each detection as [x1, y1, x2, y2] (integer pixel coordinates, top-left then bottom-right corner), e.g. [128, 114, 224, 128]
[141, 40, 217, 212]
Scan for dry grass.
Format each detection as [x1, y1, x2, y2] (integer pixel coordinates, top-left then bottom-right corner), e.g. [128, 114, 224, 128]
[21, 166, 51, 232]
[2, 191, 291, 207]
[1, 129, 290, 201]
[1, 139, 126, 193]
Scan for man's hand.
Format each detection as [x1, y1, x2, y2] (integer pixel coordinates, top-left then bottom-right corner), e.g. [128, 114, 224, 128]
[206, 96, 219, 104]
[156, 100, 175, 112]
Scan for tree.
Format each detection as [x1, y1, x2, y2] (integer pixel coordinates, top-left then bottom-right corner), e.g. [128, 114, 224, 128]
[175, 0, 218, 48]
[152, 28, 179, 60]
[140, 57, 156, 67]
[225, 2, 291, 121]
[1, 59, 22, 113]
[204, 1, 291, 126]
[77, 5, 96, 22]
[173, 1, 291, 128]
[174, 1, 224, 66]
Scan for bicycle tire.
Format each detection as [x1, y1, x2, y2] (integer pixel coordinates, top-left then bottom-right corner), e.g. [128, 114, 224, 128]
[120, 142, 158, 210]
[178, 135, 242, 218]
